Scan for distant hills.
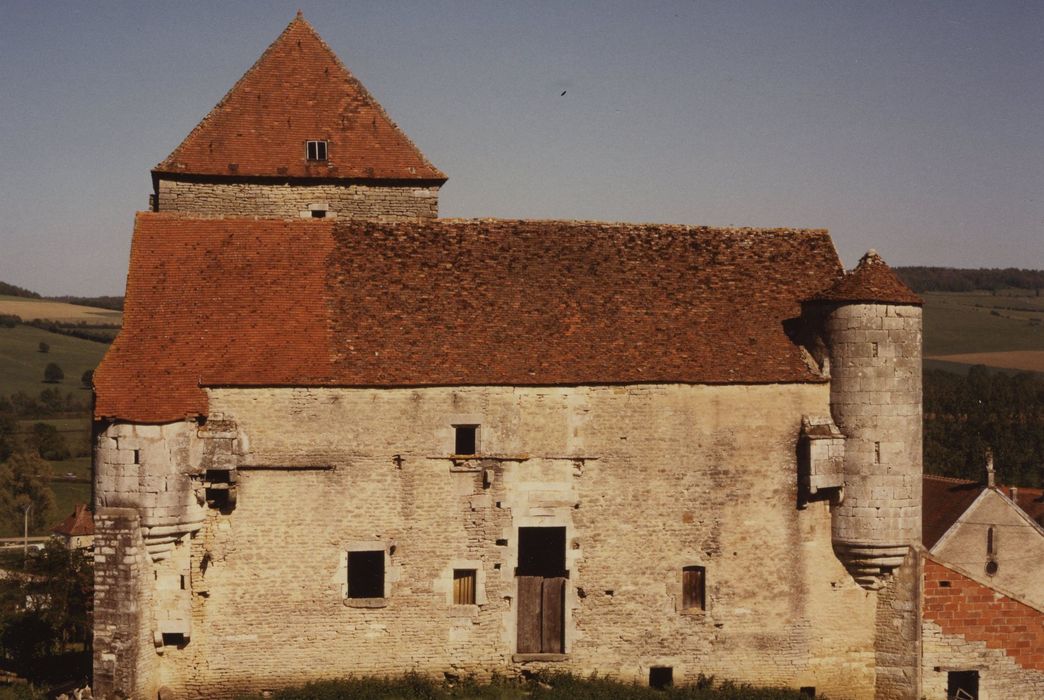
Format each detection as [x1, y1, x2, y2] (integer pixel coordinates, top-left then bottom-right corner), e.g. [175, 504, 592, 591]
[894, 267, 1044, 293]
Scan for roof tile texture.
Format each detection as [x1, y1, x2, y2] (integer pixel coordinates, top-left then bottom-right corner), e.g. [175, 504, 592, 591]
[153, 16, 444, 181]
[94, 214, 842, 422]
[811, 249, 922, 305]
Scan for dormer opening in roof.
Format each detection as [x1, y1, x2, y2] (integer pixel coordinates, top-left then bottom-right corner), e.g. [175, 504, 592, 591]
[149, 13, 445, 221]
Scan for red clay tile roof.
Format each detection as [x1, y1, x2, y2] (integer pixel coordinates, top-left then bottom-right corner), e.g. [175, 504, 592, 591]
[52, 504, 94, 538]
[94, 213, 843, 423]
[153, 14, 444, 182]
[810, 250, 922, 305]
[923, 474, 985, 549]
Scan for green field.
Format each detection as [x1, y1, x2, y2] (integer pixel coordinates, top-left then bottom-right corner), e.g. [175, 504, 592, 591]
[0, 322, 103, 536]
[0, 323, 108, 397]
[922, 290, 1044, 358]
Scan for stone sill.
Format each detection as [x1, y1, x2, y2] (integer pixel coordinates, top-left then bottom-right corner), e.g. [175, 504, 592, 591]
[512, 653, 568, 663]
[343, 597, 388, 609]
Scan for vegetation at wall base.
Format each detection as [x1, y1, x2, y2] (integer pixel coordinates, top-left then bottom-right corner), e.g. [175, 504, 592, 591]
[234, 672, 815, 699]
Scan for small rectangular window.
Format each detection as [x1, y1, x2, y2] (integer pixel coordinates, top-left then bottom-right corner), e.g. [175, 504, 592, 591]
[682, 565, 706, 611]
[649, 667, 673, 689]
[306, 140, 328, 161]
[347, 550, 384, 598]
[455, 425, 477, 455]
[453, 569, 476, 605]
[310, 209, 327, 218]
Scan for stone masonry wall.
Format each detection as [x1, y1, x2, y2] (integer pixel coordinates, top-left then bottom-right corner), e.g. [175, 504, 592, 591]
[155, 179, 439, 220]
[825, 303, 922, 586]
[93, 508, 157, 700]
[873, 548, 921, 700]
[129, 383, 887, 699]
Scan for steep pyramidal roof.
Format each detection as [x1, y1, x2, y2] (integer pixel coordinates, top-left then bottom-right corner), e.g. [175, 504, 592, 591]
[94, 214, 843, 422]
[52, 504, 95, 538]
[810, 249, 922, 305]
[154, 13, 444, 181]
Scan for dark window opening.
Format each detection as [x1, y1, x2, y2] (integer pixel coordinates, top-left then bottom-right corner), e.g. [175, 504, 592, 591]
[453, 569, 476, 604]
[455, 425, 477, 455]
[682, 565, 706, 611]
[649, 667, 673, 690]
[310, 209, 327, 218]
[947, 670, 978, 700]
[306, 140, 328, 161]
[518, 527, 566, 577]
[800, 688, 816, 699]
[161, 633, 185, 647]
[985, 560, 999, 576]
[347, 550, 384, 598]
[986, 526, 995, 556]
[939, 580, 951, 587]
[132, 449, 140, 465]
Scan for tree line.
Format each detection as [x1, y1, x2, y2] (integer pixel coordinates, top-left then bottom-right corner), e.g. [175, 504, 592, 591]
[894, 266, 1044, 293]
[924, 367, 1044, 488]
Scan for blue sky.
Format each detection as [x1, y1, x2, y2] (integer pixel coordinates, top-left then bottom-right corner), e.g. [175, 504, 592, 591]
[0, 1, 1041, 295]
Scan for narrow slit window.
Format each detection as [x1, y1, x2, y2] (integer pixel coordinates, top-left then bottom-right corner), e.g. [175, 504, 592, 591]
[306, 140, 328, 161]
[347, 550, 384, 598]
[874, 442, 881, 464]
[682, 565, 706, 611]
[452, 569, 476, 605]
[986, 526, 995, 556]
[455, 425, 477, 455]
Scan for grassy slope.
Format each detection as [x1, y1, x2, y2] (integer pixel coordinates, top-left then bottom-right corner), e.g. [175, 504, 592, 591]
[922, 291, 1044, 357]
[0, 324, 104, 535]
[0, 324, 108, 397]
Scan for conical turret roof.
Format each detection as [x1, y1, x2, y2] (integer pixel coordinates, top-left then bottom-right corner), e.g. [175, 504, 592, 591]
[154, 13, 445, 182]
[810, 249, 922, 305]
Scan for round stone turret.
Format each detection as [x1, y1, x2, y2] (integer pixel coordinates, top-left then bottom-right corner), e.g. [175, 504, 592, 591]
[809, 250, 923, 588]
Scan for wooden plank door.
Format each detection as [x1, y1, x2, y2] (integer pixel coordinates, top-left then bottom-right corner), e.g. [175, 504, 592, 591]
[516, 527, 567, 654]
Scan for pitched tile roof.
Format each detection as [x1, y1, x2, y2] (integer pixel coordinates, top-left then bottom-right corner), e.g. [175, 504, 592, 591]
[153, 14, 444, 182]
[52, 504, 94, 538]
[809, 249, 922, 305]
[922, 474, 1044, 548]
[923, 474, 985, 549]
[94, 213, 843, 423]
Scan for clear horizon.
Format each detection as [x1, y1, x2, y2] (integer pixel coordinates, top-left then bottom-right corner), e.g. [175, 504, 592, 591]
[1, 1, 1041, 296]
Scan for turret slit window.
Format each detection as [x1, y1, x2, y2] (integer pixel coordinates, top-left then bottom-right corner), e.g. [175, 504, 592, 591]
[306, 140, 328, 161]
[987, 526, 995, 556]
[682, 565, 706, 611]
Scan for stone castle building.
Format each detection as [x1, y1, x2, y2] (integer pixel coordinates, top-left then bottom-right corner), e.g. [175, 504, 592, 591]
[93, 15, 928, 699]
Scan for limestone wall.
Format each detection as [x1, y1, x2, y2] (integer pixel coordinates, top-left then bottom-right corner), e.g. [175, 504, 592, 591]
[825, 303, 922, 586]
[155, 178, 439, 220]
[93, 508, 157, 700]
[112, 383, 890, 699]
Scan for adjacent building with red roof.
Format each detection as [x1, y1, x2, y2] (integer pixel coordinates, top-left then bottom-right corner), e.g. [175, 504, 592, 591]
[91, 14, 942, 700]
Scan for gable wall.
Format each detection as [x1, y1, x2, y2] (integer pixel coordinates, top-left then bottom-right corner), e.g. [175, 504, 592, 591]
[155, 178, 439, 220]
[134, 383, 886, 698]
[932, 490, 1044, 609]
